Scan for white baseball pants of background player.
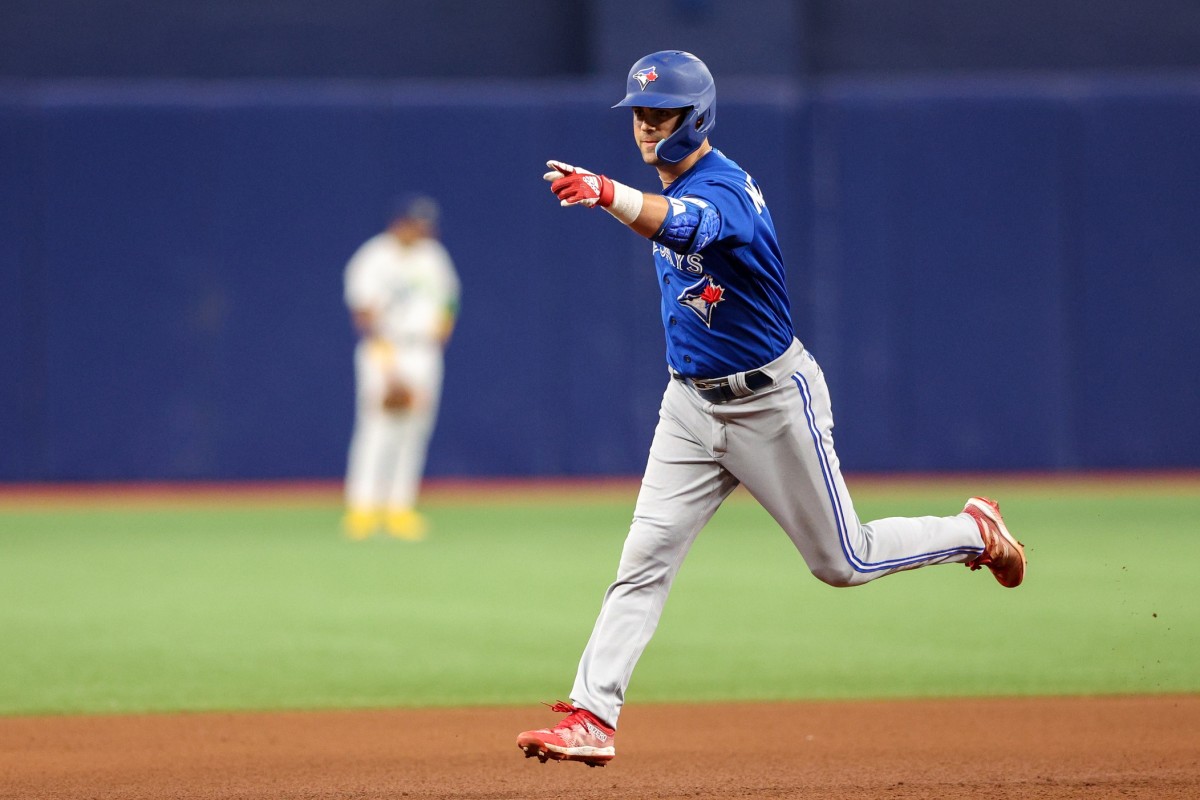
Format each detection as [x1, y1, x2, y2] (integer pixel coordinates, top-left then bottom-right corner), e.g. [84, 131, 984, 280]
[570, 338, 985, 727]
[344, 339, 443, 513]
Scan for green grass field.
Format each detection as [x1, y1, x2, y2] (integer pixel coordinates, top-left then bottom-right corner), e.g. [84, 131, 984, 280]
[1, 478, 1197, 716]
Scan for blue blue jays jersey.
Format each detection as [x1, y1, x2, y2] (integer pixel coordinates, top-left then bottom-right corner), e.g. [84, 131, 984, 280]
[653, 150, 794, 378]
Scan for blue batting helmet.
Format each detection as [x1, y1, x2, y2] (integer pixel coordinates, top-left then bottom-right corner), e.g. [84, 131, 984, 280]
[612, 50, 716, 164]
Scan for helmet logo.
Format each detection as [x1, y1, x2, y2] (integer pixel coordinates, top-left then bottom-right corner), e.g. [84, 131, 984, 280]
[633, 66, 659, 90]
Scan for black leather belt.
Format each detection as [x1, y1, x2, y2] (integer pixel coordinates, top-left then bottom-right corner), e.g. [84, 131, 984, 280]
[679, 369, 774, 404]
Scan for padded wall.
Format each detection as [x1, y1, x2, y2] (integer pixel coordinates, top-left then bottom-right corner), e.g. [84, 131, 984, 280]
[1, 76, 1197, 480]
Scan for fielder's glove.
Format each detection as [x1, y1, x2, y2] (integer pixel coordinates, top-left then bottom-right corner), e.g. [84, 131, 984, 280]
[382, 380, 415, 412]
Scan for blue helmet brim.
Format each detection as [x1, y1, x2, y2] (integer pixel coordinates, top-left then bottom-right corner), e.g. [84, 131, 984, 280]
[612, 93, 695, 111]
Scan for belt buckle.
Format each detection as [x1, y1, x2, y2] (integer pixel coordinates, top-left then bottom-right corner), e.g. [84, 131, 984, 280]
[691, 378, 723, 391]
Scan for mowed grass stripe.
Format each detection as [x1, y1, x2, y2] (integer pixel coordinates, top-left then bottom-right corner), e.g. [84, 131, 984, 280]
[0, 480, 1196, 715]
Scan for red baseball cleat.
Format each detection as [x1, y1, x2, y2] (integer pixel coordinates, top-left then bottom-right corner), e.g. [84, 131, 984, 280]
[963, 496, 1027, 588]
[516, 701, 616, 767]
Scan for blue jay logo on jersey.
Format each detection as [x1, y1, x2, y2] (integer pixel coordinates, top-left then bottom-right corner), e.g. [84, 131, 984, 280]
[633, 66, 659, 90]
[678, 275, 726, 327]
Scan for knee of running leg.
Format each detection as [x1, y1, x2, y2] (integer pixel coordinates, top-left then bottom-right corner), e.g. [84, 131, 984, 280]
[810, 563, 859, 588]
[614, 555, 674, 588]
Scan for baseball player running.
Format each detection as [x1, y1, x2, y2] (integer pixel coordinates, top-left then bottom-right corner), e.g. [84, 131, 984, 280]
[516, 50, 1025, 767]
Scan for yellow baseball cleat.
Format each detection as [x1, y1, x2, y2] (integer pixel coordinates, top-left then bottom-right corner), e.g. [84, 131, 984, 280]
[385, 509, 428, 541]
[342, 508, 382, 541]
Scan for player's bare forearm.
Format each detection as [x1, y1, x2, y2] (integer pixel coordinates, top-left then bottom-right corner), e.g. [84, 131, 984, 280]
[351, 308, 378, 337]
[438, 313, 456, 345]
[627, 194, 669, 239]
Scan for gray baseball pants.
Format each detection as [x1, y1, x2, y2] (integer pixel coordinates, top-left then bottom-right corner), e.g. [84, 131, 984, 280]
[570, 338, 985, 727]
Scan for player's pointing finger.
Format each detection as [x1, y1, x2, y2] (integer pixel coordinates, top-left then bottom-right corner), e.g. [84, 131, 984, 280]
[543, 162, 571, 181]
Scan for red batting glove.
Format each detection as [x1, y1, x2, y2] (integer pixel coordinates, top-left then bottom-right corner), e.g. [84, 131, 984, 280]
[543, 160, 615, 208]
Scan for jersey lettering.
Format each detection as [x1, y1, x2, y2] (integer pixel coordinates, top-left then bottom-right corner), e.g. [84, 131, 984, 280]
[744, 175, 766, 214]
[652, 242, 705, 274]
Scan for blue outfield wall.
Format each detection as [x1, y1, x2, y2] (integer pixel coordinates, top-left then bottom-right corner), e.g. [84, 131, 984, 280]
[0, 75, 1197, 481]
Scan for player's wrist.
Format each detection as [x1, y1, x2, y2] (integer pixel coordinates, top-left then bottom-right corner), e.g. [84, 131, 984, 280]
[602, 180, 644, 225]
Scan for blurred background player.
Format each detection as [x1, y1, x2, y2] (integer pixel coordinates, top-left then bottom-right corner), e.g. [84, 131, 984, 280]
[342, 194, 461, 540]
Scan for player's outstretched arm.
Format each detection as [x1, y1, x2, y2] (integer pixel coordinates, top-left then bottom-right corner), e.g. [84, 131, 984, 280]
[543, 160, 669, 239]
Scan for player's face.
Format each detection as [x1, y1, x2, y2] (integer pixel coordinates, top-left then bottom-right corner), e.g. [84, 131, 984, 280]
[390, 218, 434, 245]
[632, 106, 687, 164]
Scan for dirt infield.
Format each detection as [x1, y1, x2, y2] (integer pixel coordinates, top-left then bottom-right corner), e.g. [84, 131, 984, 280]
[2, 695, 1197, 799]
